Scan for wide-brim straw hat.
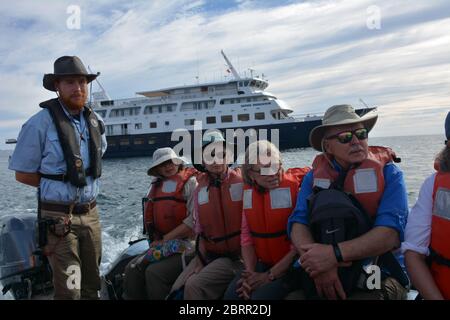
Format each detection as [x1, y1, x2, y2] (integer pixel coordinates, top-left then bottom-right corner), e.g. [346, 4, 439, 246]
[147, 147, 185, 176]
[309, 104, 378, 152]
[43, 56, 99, 92]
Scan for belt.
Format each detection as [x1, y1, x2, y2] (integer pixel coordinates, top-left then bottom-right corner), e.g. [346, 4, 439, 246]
[40, 200, 97, 215]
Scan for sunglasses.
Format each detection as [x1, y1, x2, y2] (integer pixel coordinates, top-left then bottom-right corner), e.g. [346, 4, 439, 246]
[326, 128, 368, 144]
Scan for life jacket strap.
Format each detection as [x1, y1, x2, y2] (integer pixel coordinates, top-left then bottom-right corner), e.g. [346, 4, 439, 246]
[149, 196, 187, 203]
[430, 247, 450, 268]
[200, 230, 241, 243]
[40, 168, 93, 182]
[250, 230, 286, 238]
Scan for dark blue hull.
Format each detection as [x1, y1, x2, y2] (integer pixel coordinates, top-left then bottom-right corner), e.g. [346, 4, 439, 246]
[103, 108, 374, 158]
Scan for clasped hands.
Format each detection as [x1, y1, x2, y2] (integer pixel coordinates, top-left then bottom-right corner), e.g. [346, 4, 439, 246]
[299, 243, 352, 300]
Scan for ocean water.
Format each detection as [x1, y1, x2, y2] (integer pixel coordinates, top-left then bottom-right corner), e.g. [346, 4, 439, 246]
[0, 134, 444, 295]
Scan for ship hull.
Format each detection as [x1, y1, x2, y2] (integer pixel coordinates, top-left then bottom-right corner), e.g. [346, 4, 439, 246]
[103, 108, 373, 159]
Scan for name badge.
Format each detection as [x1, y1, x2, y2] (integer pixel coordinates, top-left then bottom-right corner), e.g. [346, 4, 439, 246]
[229, 183, 244, 202]
[162, 180, 177, 193]
[198, 187, 209, 205]
[270, 187, 292, 209]
[353, 168, 378, 193]
[313, 178, 331, 189]
[243, 189, 253, 209]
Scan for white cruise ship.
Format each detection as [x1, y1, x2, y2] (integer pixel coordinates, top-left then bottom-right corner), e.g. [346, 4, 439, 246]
[91, 51, 372, 158]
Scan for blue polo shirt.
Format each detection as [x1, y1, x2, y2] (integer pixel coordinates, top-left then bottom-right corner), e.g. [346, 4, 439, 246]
[8, 100, 107, 204]
[287, 160, 408, 241]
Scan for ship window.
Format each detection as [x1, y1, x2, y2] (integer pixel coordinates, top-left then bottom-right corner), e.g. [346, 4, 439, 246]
[144, 104, 176, 114]
[106, 125, 114, 135]
[255, 112, 265, 120]
[148, 138, 156, 145]
[230, 99, 234, 104]
[135, 123, 142, 130]
[221, 115, 232, 123]
[238, 114, 249, 121]
[165, 121, 170, 126]
[119, 139, 129, 146]
[185, 119, 195, 126]
[100, 100, 114, 106]
[121, 124, 128, 135]
[206, 116, 216, 124]
[96, 110, 107, 118]
[244, 81, 249, 86]
[247, 98, 251, 102]
[201, 86, 208, 92]
[150, 122, 157, 128]
[134, 138, 144, 145]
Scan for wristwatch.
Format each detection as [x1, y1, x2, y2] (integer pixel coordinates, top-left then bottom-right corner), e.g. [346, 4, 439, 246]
[333, 243, 344, 263]
[268, 270, 275, 281]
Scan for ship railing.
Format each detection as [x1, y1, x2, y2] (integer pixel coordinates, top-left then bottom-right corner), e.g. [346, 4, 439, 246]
[290, 113, 323, 122]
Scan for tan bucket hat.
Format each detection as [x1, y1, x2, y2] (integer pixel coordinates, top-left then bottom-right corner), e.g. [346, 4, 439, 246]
[309, 104, 378, 151]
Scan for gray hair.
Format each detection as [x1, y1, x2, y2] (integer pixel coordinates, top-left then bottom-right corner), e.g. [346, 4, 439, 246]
[242, 140, 282, 185]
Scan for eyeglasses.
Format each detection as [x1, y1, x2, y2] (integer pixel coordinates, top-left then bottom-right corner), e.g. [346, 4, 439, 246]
[325, 128, 368, 144]
[159, 160, 176, 167]
[250, 164, 281, 176]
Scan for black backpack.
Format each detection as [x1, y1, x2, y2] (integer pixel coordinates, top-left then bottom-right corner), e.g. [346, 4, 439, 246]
[296, 169, 409, 299]
[300, 185, 373, 298]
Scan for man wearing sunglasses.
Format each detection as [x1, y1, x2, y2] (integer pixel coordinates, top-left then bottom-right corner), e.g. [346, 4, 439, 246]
[287, 104, 409, 300]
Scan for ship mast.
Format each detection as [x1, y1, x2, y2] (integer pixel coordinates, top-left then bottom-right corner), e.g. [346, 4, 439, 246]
[88, 66, 111, 101]
[221, 50, 241, 80]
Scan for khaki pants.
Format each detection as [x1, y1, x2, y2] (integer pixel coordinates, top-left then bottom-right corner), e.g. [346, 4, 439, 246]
[42, 206, 102, 300]
[285, 277, 408, 300]
[122, 253, 193, 300]
[170, 256, 243, 300]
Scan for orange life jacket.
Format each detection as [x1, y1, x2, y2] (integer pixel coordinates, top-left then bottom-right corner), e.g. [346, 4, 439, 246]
[312, 146, 398, 217]
[244, 167, 310, 266]
[430, 167, 450, 299]
[196, 168, 243, 257]
[144, 167, 197, 237]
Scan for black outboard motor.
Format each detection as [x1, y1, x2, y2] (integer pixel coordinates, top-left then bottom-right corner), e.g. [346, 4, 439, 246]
[100, 238, 148, 300]
[0, 214, 53, 299]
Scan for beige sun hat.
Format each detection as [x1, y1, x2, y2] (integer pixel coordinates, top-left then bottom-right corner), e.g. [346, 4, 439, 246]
[147, 147, 185, 176]
[309, 104, 378, 152]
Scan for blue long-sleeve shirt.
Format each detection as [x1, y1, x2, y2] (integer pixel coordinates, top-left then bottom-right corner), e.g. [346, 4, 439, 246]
[287, 160, 409, 274]
[287, 161, 408, 241]
[8, 101, 107, 204]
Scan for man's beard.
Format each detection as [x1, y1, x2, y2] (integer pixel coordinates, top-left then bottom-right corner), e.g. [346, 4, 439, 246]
[59, 93, 87, 113]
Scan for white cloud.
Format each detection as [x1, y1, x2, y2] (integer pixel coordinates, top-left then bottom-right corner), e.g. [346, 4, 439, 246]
[1, 0, 450, 147]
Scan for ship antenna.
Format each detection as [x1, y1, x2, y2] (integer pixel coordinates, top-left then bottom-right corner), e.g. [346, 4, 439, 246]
[221, 50, 241, 80]
[88, 66, 111, 101]
[359, 98, 372, 116]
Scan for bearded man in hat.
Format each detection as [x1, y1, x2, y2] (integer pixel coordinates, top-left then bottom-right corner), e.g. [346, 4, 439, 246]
[287, 104, 409, 300]
[9, 56, 107, 299]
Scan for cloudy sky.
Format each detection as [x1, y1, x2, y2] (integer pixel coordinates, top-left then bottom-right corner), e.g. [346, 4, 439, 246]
[1, 0, 449, 148]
